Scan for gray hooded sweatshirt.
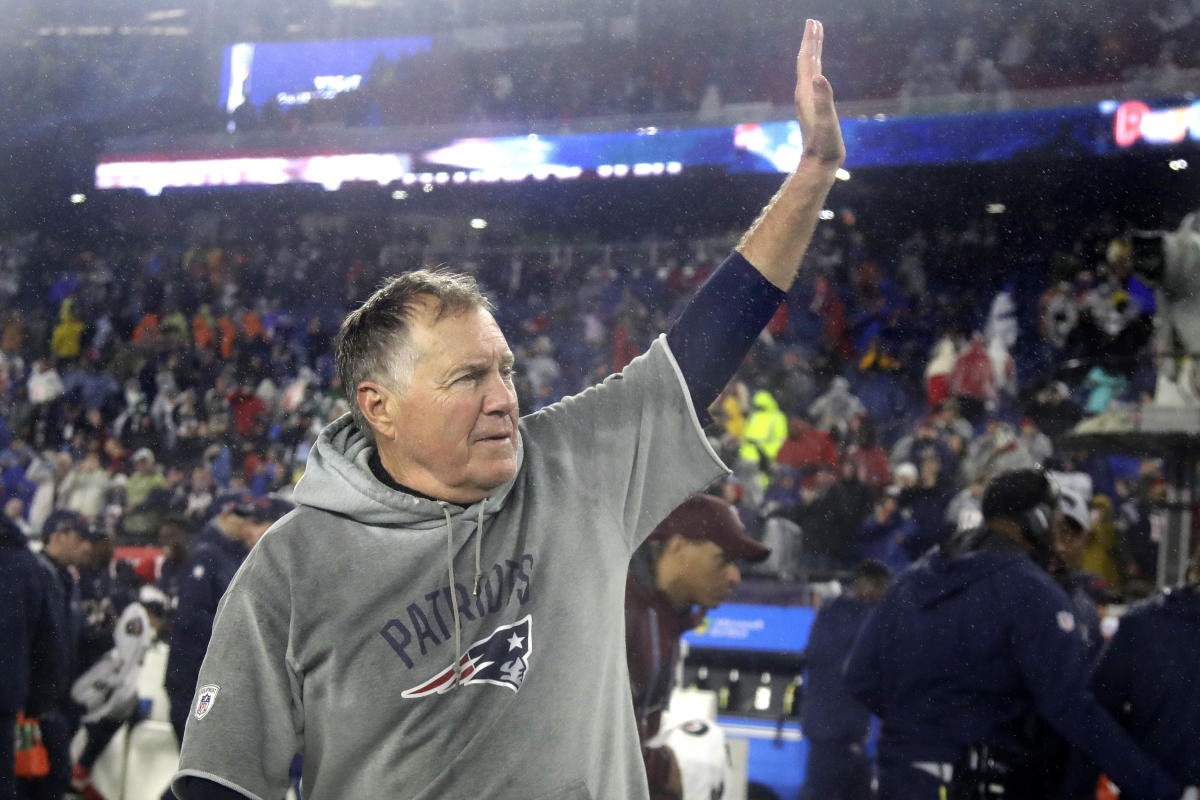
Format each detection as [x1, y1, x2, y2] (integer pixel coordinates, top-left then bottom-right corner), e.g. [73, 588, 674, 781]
[173, 335, 728, 800]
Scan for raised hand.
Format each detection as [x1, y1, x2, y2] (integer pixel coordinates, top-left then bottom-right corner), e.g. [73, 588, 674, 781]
[795, 19, 846, 170]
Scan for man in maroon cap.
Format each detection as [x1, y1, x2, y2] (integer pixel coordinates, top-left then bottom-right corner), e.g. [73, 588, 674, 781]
[625, 493, 770, 800]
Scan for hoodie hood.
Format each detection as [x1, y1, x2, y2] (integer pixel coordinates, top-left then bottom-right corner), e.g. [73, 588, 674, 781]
[294, 412, 527, 688]
[905, 539, 1026, 610]
[751, 389, 779, 413]
[293, 412, 524, 527]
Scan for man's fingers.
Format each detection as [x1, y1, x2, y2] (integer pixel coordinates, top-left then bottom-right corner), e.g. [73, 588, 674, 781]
[813, 19, 823, 77]
[796, 20, 824, 106]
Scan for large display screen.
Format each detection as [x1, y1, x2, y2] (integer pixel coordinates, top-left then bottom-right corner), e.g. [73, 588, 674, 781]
[97, 98, 1195, 195]
[219, 37, 432, 114]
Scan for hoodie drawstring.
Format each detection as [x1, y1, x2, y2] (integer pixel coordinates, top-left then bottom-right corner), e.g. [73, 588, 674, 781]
[439, 499, 488, 690]
[474, 502, 485, 596]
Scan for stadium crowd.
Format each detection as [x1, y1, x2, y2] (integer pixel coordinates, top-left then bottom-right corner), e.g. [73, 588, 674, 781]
[0, 183, 1180, 605]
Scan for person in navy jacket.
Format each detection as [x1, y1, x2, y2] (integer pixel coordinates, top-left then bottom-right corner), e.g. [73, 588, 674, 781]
[844, 467, 1189, 800]
[0, 515, 66, 800]
[163, 494, 293, 745]
[798, 559, 891, 800]
[1063, 554, 1200, 798]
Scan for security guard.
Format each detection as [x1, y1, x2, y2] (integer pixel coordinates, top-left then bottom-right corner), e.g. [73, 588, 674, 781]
[844, 467, 1188, 800]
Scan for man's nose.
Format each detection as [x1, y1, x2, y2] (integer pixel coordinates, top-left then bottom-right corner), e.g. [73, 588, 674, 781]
[726, 563, 742, 584]
[483, 371, 518, 414]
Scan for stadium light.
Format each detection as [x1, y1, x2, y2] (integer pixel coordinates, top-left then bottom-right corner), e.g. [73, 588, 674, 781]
[986, 203, 1006, 214]
[422, 183, 434, 193]
[835, 168, 851, 181]
[819, 209, 835, 220]
[1169, 159, 1188, 171]
[391, 190, 407, 200]
[69, 193, 86, 204]
[470, 218, 488, 230]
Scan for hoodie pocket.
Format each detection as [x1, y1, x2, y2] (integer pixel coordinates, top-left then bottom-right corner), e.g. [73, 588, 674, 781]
[528, 780, 593, 800]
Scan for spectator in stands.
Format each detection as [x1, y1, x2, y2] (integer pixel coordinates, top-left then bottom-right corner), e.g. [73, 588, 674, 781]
[808, 376, 865, 438]
[897, 455, 955, 559]
[1017, 417, 1054, 465]
[844, 417, 891, 497]
[824, 460, 875, 546]
[890, 420, 954, 478]
[26, 451, 73, 536]
[860, 487, 916, 571]
[125, 448, 166, 511]
[962, 421, 1035, 485]
[738, 389, 788, 468]
[921, 331, 960, 407]
[1024, 380, 1084, 438]
[59, 453, 110, 521]
[946, 332, 995, 424]
[1083, 494, 1125, 591]
[774, 415, 838, 473]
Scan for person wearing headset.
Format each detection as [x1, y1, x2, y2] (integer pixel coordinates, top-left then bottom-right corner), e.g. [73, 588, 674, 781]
[844, 467, 1195, 800]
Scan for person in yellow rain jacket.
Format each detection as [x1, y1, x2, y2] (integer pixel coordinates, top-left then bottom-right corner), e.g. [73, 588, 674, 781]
[738, 389, 788, 466]
[50, 298, 84, 360]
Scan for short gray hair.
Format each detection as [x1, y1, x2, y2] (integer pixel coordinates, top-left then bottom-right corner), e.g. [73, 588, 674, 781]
[335, 269, 494, 444]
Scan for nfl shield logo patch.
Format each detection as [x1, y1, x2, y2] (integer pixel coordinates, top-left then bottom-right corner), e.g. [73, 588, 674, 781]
[194, 685, 220, 720]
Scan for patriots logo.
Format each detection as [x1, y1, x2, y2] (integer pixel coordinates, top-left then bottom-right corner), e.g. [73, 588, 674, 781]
[402, 615, 533, 699]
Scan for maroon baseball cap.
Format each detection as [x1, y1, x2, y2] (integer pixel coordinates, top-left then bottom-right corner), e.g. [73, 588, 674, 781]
[648, 494, 771, 563]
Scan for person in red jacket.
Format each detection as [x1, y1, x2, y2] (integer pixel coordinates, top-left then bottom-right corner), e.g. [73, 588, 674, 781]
[625, 494, 770, 799]
[947, 331, 995, 425]
[776, 415, 839, 473]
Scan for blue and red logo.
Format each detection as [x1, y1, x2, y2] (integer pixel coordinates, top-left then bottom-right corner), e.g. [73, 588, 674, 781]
[402, 615, 533, 698]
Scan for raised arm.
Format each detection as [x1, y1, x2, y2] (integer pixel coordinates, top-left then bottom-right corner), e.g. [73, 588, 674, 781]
[667, 20, 846, 414]
[737, 18, 846, 290]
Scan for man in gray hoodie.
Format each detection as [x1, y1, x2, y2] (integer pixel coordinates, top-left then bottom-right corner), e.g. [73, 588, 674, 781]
[172, 18, 846, 800]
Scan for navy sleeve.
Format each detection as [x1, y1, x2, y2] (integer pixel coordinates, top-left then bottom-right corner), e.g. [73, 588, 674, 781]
[183, 777, 251, 800]
[666, 251, 787, 418]
[1008, 574, 1181, 799]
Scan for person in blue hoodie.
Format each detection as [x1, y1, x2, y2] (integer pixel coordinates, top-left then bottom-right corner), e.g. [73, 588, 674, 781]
[1062, 553, 1200, 798]
[844, 467, 1189, 800]
[798, 559, 892, 800]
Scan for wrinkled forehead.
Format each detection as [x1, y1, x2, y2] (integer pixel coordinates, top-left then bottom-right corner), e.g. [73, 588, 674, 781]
[411, 303, 512, 362]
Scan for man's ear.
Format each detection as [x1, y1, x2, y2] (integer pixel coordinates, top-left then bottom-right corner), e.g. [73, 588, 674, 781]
[357, 381, 398, 441]
[663, 533, 689, 556]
